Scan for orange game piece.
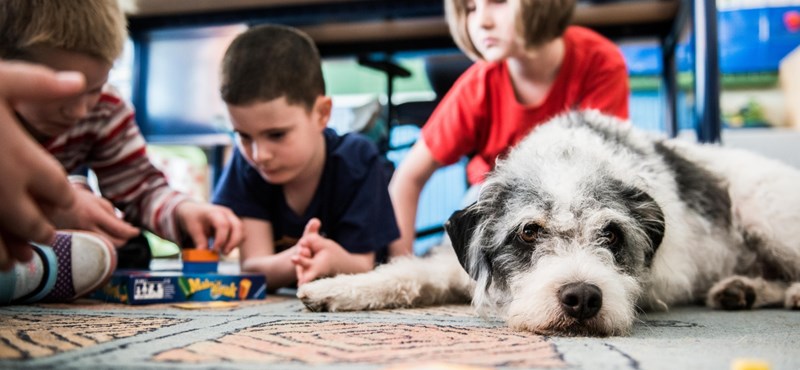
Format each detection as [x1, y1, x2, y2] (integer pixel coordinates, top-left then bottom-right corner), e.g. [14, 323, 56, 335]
[181, 249, 220, 262]
[182, 249, 219, 273]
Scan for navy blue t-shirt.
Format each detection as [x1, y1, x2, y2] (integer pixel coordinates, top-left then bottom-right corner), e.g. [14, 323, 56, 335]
[212, 128, 399, 263]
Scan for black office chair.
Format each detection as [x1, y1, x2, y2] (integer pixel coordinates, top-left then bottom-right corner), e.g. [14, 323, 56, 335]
[358, 52, 473, 151]
[393, 53, 473, 139]
[355, 54, 412, 155]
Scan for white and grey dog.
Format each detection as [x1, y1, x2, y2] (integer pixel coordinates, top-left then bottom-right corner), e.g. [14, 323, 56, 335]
[298, 111, 800, 336]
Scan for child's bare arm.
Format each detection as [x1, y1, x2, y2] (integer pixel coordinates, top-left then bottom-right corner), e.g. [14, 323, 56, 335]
[388, 141, 441, 258]
[238, 218, 298, 289]
[242, 251, 299, 289]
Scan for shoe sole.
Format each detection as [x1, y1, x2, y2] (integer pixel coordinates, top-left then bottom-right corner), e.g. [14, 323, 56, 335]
[67, 231, 118, 298]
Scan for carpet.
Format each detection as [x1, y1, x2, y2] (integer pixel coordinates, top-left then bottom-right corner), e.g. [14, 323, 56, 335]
[0, 294, 565, 369]
[4, 295, 799, 370]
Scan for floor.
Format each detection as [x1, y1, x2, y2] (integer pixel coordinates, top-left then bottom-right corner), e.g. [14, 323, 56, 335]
[1, 291, 798, 370]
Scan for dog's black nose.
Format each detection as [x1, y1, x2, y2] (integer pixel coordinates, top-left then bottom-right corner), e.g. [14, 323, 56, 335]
[559, 282, 603, 320]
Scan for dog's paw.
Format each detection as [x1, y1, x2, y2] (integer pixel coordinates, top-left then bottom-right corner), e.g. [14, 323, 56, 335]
[707, 276, 756, 310]
[297, 275, 378, 312]
[297, 278, 345, 312]
[784, 283, 800, 310]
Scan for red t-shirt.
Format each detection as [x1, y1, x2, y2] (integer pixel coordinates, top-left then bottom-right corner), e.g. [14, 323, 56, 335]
[422, 26, 629, 184]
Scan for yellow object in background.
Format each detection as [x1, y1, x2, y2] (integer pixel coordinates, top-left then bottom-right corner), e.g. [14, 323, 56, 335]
[385, 363, 493, 370]
[731, 358, 771, 370]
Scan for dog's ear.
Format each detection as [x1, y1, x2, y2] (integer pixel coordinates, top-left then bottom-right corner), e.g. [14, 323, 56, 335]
[621, 187, 665, 265]
[445, 202, 483, 272]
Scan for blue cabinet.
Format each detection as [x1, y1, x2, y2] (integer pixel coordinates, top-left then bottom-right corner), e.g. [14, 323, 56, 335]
[622, 5, 800, 75]
[719, 6, 800, 73]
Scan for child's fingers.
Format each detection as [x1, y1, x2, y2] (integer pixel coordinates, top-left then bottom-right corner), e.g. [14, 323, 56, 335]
[222, 212, 243, 254]
[293, 255, 310, 286]
[298, 267, 322, 286]
[2, 192, 57, 247]
[183, 222, 209, 250]
[210, 218, 230, 252]
[0, 62, 85, 99]
[97, 213, 140, 244]
[295, 264, 304, 285]
[209, 208, 243, 253]
[297, 245, 312, 258]
[303, 218, 321, 236]
[4, 234, 33, 264]
[292, 254, 313, 269]
[0, 232, 33, 271]
[303, 234, 330, 254]
[297, 269, 310, 286]
[300, 233, 320, 245]
[293, 258, 314, 286]
[27, 154, 75, 213]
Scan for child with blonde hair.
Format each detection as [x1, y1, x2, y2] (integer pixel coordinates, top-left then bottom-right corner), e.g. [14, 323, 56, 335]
[389, 0, 630, 255]
[0, 0, 243, 304]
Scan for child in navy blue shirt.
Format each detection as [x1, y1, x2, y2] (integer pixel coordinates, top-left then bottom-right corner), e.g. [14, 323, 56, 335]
[212, 24, 399, 289]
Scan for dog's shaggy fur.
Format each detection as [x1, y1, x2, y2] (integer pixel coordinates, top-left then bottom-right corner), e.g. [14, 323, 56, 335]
[298, 111, 800, 336]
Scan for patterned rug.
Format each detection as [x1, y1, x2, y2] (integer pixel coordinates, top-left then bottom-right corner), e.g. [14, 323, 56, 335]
[0, 295, 565, 369]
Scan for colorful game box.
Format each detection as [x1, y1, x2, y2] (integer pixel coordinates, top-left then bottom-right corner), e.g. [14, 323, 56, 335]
[92, 270, 267, 305]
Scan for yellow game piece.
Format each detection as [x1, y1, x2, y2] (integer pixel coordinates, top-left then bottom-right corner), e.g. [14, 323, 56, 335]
[172, 301, 239, 310]
[731, 358, 771, 370]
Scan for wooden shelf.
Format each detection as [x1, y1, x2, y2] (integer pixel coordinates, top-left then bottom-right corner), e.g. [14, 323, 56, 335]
[123, 0, 680, 50]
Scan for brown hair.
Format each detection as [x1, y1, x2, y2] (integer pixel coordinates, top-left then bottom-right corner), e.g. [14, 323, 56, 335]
[220, 24, 325, 110]
[0, 0, 127, 64]
[445, 0, 576, 60]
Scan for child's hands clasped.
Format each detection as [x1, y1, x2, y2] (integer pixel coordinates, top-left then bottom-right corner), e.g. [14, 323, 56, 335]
[292, 218, 350, 286]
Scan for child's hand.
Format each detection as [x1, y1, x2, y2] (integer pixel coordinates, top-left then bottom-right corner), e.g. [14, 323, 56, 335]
[293, 243, 313, 283]
[50, 186, 140, 247]
[0, 62, 85, 270]
[291, 218, 350, 285]
[175, 201, 243, 254]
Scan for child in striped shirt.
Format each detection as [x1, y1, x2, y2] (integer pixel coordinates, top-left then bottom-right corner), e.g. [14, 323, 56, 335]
[0, 0, 243, 304]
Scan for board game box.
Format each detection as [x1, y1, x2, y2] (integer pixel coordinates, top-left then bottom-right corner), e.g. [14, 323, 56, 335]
[92, 270, 267, 305]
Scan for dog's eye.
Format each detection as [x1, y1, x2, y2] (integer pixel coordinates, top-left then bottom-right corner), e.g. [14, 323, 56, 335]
[600, 225, 621, 247]
[518, 223, 541, 243]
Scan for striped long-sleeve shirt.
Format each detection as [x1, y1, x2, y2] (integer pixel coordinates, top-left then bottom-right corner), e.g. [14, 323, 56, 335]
[44, 87, 191, 243]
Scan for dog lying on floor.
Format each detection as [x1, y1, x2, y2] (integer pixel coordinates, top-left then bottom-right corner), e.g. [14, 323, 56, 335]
[297, 111, 800, 336]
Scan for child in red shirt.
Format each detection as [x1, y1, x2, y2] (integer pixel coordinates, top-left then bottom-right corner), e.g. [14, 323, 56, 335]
[389, 0, 630, 256]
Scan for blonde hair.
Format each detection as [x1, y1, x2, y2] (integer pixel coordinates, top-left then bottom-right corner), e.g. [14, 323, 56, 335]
[445, 0, 576, 60]
[0, 0, 128, 64]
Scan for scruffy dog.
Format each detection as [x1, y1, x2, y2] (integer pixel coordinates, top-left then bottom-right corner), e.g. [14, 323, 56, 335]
[298, 111, 800, 336]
